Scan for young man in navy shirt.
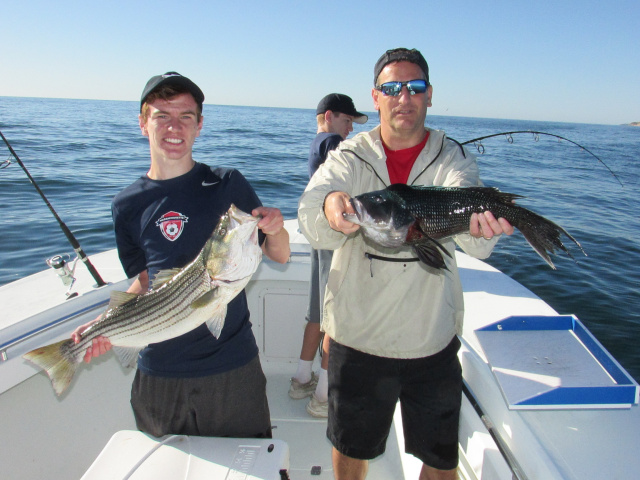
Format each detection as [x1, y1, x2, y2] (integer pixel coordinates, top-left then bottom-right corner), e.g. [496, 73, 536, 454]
[73, 72, 289, 438]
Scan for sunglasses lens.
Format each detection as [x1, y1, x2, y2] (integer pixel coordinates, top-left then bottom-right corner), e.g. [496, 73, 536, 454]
[380, 82, 402, 96]
[378, 80, 427, 96]
[407, 80, 427, 94]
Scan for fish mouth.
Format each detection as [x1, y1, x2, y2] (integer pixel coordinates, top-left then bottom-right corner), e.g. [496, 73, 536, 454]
[228, 204, 260, 243]
[228, 204, 259, 226]
[208, 205, 262, 282]
[344, 198, 363, 224]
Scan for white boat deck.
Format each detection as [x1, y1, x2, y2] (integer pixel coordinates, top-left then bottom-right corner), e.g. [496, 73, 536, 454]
[1, 220, 638, 480]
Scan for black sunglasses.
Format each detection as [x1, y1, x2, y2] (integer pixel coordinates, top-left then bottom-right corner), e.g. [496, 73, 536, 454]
[375, 79, 428, 96]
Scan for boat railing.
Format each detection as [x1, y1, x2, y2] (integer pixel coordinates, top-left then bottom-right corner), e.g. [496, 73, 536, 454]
[1, 248, 311, 363]
[462, 380, 530, 480]
[0, 297, 111, 362]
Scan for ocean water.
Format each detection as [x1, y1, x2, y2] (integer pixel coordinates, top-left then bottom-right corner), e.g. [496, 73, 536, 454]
[1, 97, 639, 381]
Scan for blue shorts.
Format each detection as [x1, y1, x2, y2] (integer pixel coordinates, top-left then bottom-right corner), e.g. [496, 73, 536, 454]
[327, 337, 462, 470]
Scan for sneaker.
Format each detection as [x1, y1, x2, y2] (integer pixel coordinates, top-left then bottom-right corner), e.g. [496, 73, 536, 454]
[288, 372, 318, 399]
[306, 394, 328, 418]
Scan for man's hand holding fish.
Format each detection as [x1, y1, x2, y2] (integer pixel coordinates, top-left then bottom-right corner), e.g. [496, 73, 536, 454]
[470, 211, 515, 240]
[323, 191, 360, 235]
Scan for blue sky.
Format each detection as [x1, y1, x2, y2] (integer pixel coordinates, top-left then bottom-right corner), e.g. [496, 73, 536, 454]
[1, 0, 638, 125]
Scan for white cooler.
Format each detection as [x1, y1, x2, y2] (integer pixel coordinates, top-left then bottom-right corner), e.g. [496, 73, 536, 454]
[82, 430, 290, 480]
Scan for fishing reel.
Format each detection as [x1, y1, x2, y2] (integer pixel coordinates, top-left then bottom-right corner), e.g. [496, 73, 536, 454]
[46, 254, 79, 298]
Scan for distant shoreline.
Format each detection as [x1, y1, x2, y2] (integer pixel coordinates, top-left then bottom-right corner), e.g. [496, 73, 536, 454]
[629, 122, 640, 126]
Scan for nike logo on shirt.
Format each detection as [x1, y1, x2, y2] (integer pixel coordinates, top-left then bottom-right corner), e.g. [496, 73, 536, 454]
[202, 181, 220, 187]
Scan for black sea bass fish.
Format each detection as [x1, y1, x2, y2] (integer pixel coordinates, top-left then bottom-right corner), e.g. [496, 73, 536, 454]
[344, 184, 586, 270]
[24, 204, 262, 396]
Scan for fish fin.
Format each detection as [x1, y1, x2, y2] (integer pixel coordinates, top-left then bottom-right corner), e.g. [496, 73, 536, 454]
[387, 183, 414, 192]
[413, 238, 451, 270]
[23, 339, 79, 396]
[464, 186, 525, 203]
[390, 184, 526, 201]
[113, 346, 142, 369]
[206, 307, 228, 339]
[190, 288, 219, 309]
[151, 268, 182, 288]
[408, 223, 452, 270]
[108, 291, 140, 308]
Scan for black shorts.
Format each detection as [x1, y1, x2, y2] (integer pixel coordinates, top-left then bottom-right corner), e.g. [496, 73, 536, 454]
[327, 337, 462, 470]
[131, 356, 272, 438]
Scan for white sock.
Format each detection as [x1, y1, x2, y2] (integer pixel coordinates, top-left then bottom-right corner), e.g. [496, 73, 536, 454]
[294, 360, 314, 384]
[314, 368, 329, 403]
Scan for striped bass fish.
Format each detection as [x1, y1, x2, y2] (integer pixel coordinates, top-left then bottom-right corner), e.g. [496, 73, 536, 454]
[344, 184, 586, 270]
[24, 204, 262, 396]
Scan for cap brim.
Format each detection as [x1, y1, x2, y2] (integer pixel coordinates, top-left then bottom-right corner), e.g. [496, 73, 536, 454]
[140, 73, 204, 110]
[353, 114, 368, 125]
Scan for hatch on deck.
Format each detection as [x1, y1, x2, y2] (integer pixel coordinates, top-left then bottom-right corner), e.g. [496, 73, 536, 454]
[82, 430, 289, 479]
[475, 315, 640, 409]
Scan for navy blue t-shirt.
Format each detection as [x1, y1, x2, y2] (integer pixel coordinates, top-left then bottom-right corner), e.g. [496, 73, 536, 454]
[111, 162, 264, 377]
[308, 132, 342, 178]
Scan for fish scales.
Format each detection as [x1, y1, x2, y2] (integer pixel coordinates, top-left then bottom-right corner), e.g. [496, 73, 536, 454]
[120, 261, 209, 338]
[86, 263, 210, 346]
[85, 214, 252, 346]
[23, 204, 262, 396]
[87, 264, 207, 342]
[394, 186, 523, 239]
[347, 184, 585, 270]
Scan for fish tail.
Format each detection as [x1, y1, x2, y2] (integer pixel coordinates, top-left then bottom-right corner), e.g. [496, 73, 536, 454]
[23, 339, 80, 396]
[513, 208, 587, 269]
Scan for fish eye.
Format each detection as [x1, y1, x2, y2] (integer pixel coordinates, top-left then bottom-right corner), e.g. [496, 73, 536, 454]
[219, 228, 226, 236]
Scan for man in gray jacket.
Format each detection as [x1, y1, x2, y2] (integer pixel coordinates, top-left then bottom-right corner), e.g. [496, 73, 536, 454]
[298, 48, 513, 480]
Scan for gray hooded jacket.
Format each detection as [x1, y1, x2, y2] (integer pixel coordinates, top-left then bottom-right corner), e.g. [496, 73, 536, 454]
[298, 125, 499, 358]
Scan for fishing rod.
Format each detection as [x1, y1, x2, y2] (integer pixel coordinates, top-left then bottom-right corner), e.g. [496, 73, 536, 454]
[0, 130, 107, 288]
[461, 130, 623, 187]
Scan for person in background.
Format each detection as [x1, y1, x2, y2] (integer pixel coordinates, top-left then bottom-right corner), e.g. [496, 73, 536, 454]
[298, 49, 514, 479]
[72, 72, 290, 438]
[289, 94, 367, 418]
